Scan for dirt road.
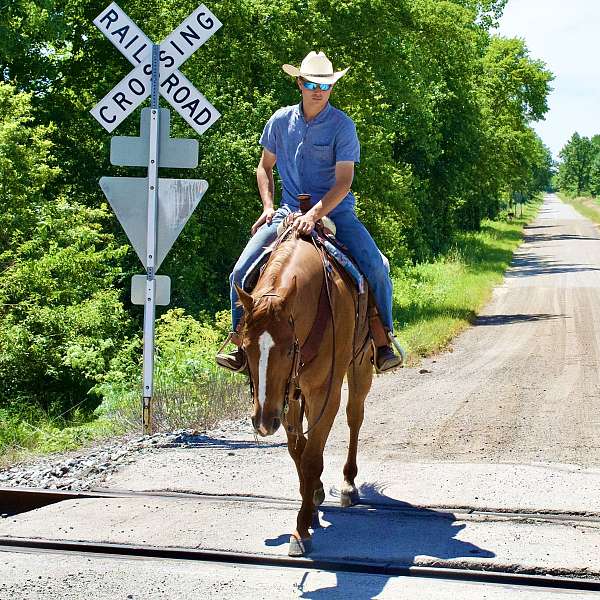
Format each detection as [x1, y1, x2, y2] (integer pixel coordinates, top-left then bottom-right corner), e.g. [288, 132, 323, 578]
[106, 193, 600, 511]
[4, 193, 600, 598]
[362, 192, 600, 467]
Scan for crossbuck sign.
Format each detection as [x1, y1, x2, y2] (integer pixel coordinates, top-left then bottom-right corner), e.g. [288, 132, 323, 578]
[92, 3, 221, 134]
[91, 3, 221, 434]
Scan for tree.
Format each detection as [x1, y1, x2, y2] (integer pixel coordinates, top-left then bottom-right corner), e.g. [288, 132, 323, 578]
[557, 133, 595, 196]
[0, 83, 132, 415]
[455, 36, 553, 228]
[0, 1, 554, 416]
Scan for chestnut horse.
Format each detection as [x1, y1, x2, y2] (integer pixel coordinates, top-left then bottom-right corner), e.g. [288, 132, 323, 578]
[236, 231, 373, 556]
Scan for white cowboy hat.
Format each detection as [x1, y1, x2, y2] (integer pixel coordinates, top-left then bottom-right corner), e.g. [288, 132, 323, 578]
[282, 51, 349, 85]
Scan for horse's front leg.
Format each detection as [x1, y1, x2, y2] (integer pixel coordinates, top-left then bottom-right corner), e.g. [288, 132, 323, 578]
[285, 397, 307, 496]
[288, 385, 341, 557]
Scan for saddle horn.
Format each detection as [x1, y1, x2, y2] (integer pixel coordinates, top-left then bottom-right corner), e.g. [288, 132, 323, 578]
[297, 193, 312, 214]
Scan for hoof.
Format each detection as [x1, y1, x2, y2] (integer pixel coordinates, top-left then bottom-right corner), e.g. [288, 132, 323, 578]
[288, 535, 312, 557]
[313, 486, 325, 507]
[340, 488, 359, 508]
[311, 510, 321, 530]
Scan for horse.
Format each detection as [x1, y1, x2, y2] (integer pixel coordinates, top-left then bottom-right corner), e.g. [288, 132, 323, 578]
[235, 226, 374, 557]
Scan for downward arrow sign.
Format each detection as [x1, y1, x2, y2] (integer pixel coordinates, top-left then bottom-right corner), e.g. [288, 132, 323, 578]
[100, 176, 208, 270]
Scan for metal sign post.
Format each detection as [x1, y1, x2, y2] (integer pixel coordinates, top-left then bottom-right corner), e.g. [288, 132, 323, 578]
[91, 4, 221, 434]
[142, 45, 161, 433]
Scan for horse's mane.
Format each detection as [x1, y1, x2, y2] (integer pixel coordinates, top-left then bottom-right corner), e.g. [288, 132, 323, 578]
[241, 237, 299, 334]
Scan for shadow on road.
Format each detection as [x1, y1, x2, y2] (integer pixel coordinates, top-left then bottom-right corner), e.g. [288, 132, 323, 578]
[507, 252, 600, 277]
[265, 483, 495, 599]
[474, 313, 565, 326]
[524, 231, 600, 243]
[162, 432, 286, 450]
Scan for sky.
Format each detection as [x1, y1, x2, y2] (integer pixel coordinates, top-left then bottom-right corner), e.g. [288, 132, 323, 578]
[497, 0, 600, 159]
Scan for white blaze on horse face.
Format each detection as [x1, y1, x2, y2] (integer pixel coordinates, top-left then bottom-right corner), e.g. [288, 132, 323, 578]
[257, 331, 275, 410]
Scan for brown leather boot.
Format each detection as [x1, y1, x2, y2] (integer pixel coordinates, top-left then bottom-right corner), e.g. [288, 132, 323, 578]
[375, 345, 402, 373]
[368, 302, 403, 373]
[215, 332, 247, 373]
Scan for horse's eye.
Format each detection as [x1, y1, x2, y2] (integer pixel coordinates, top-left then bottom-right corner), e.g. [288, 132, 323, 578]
[287, 346, 294, 358]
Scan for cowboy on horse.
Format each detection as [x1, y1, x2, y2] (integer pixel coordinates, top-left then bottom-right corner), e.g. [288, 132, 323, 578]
[216, 50, 402, 373]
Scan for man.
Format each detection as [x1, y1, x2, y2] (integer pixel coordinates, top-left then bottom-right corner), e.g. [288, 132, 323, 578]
[216, 51, 401, 373]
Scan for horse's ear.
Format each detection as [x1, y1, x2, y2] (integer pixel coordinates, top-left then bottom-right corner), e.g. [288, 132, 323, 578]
[235, 284, 254, 314]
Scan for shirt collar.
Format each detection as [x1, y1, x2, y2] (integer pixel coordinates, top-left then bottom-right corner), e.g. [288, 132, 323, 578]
[297, 101, 332, 124]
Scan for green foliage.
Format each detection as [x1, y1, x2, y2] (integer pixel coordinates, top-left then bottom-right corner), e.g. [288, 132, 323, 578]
[1, 0, 554, 286]
[0, 83, 132, 414]
[95, 308, 227, 396]
[93, 308, 247, 433]
[454, 36, 553, 230]
[0, 1, 554, 446]
[557, 133, 598, 197]
[393, 196, 542, 358]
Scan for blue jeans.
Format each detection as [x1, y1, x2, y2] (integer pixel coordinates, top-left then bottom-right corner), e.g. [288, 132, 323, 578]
[230, 206, 394, 332]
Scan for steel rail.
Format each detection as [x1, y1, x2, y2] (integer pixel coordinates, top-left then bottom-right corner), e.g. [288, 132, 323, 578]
[3, 486, 600, 526]
[0, 536, 599, 592]
[3, 487, 600, 591]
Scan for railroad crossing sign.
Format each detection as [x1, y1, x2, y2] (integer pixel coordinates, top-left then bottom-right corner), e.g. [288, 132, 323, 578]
[91, 3, 221, 435]
[91, 2, 221, 134]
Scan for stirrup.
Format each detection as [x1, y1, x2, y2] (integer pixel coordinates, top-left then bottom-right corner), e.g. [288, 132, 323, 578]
[373, 344, 402, 374]
[388, 332, 407, 364]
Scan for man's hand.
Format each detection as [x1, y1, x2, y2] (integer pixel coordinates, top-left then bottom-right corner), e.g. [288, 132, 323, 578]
[292, 212, 317, 237]
[251, 207, 276, 235]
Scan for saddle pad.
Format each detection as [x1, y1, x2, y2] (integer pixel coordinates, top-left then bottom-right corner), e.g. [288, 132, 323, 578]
[312, 232, 366, 294]
[242, 230, 365, 295]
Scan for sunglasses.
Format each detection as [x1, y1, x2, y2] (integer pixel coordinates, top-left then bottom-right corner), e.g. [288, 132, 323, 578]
[301, 80, 332, 91]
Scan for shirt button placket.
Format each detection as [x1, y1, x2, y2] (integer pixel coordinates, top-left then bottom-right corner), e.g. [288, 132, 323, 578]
[300, 122, 309, 184]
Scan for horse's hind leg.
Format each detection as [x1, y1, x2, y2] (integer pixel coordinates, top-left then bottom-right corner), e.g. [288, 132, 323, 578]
[341, 351, 373, 507]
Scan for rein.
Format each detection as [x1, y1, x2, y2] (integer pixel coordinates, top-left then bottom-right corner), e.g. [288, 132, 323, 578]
[279, 236, 336, 439]
[249, 232, 337, 440]
[299, 236, 336, 438]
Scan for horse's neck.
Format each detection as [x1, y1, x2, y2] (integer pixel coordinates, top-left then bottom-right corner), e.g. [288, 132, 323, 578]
[254, 239, 323, 338]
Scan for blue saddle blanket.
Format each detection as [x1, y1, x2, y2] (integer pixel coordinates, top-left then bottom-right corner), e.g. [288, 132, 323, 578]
[242, 230, 366, 295]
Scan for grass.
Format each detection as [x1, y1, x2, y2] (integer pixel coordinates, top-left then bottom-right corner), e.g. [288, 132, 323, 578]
[0, 407, 121, 469]
[0, 198, 542, 466]
[0, 371, 249, 469]
[392, 199, 542, 362]
[0, 309, 250, 467]
[557, 192, 600, 225]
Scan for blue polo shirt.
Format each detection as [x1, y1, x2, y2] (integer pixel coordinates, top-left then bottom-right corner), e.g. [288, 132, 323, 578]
[259, 102, 360, 216]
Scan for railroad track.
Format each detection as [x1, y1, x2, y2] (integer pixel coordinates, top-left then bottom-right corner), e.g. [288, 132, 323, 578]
[2, 486, 600, 593]
[3, 485, 600, 524]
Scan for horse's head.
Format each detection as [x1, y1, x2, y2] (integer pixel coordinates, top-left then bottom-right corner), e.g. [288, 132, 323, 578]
[236, 281, 297, 437]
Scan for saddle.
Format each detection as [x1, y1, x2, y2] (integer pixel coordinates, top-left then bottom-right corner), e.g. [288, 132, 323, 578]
[242, 195, 370, 367]
[244, 205, 365, 297]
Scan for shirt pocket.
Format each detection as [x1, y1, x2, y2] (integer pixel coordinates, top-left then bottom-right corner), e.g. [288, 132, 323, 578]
[309, 143, 334, 163]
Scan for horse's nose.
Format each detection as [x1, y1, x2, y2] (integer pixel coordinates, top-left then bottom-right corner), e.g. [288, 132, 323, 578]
[252, 415, 282, 437]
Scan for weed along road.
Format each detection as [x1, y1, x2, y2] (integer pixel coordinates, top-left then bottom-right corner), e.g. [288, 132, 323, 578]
[3, 193, 600, 598]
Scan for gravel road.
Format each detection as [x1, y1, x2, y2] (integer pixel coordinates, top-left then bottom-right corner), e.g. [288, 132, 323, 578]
[101, 194, 600, 508]
[4, 193, 600, 598]
[360, 193, 600, 466]
[4, 193, 600, 499]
